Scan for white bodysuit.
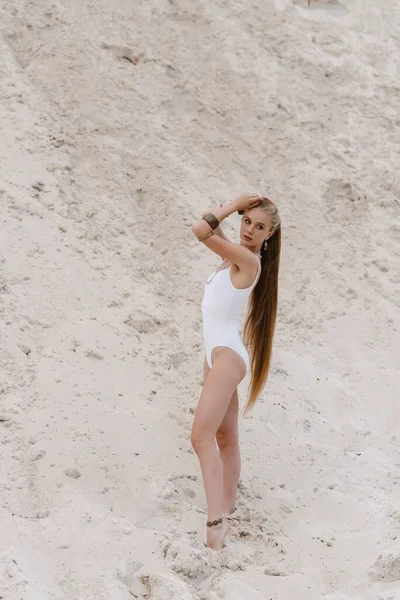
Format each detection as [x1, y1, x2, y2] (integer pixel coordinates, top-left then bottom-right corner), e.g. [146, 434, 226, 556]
[201, 260, 261, 372]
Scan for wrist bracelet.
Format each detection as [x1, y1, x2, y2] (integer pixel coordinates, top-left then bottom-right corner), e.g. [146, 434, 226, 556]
[202, 213, 220, 230]
[198, 231, 214, 242]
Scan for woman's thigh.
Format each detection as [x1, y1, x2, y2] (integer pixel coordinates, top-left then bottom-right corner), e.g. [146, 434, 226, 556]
[205, 356, 240, 440]
[193, 348, 245, 438]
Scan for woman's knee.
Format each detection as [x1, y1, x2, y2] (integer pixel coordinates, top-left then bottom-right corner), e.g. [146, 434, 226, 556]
[191, 422, 214, 453]
[190, 426, 201, 452]
[216, 427, 239, 451]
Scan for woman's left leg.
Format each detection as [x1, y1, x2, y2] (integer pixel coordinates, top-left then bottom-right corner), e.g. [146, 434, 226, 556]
[216, 388, 241, 515]
[191, 347, 246, 549]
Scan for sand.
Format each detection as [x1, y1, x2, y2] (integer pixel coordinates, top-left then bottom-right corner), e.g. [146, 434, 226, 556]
[1, 0, 399, 598]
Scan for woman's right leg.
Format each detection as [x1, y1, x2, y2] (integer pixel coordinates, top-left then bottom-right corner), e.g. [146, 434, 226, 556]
[192, 349, 245, 549]
[202, 360, 241, 514]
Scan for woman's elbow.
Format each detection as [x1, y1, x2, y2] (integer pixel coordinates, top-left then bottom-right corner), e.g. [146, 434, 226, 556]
[192, 222, 202, 238]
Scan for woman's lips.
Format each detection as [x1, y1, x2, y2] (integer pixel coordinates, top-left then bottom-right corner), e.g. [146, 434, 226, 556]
[243, 234, 252, 241]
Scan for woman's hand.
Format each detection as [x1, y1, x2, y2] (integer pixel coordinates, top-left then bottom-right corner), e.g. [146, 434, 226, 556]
[233, 193, 262, 214]
[195, 195, 259, 243]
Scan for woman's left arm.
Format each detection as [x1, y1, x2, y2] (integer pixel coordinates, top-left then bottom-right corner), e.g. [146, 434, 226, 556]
[193, 201, 238, 241]
[192, 194, 263, 266]
[192, 193, 261, 243]
[200, 205, 232, 241]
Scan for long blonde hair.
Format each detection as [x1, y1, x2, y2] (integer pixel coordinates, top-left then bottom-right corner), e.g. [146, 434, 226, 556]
[243, 198, 281, 413]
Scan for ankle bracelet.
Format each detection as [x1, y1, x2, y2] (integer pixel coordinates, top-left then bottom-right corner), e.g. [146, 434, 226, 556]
[207, 517, 223, 527]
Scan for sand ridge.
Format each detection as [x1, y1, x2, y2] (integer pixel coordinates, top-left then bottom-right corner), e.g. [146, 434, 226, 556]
[0, 0, 399, 598]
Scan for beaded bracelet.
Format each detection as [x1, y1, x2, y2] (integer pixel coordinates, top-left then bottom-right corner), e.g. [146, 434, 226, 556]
[206, 517, 223, 527]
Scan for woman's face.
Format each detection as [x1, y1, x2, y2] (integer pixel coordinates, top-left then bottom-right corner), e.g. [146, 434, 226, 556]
[240, 207, 273, 251]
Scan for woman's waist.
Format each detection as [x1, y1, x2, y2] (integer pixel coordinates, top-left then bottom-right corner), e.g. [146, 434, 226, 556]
[202, 309, 243, 326]
[202, 298, 245, 317]
[202, 319, 244, 338]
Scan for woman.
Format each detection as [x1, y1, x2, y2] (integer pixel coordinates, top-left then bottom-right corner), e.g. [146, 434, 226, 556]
[191, 192, 281, 550]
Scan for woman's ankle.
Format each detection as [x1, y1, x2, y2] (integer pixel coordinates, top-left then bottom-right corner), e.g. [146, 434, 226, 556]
[222, 503, 236, 515]
[206, 516, 224, 527]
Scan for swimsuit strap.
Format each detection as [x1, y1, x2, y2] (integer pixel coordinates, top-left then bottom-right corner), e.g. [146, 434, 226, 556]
[250, 258, 262, 290]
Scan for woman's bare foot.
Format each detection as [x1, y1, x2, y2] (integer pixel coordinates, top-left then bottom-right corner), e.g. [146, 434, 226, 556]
[206, 519, 229, 550]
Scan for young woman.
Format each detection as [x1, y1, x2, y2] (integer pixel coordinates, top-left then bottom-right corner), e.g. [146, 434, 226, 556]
[191, 193, 281, 550]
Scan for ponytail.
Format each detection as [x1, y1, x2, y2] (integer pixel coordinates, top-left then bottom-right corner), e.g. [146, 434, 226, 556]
[243, 224, 281, 413]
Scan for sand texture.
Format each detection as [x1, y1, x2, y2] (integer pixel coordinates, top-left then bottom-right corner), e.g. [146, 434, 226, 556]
[0, 0, 399, 598]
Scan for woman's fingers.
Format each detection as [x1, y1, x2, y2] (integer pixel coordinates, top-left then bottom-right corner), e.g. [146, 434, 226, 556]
[235, 193, 263, 212]
[250, 197, 263, 208]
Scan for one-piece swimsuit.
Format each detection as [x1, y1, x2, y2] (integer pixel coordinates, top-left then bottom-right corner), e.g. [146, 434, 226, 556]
[201, 260, 261, 371]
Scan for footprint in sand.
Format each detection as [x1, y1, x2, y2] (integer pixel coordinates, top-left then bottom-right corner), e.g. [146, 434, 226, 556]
[115, 560, 153, 598]
[323, 178, 368, 224]
[152, 474, 199, 514]
[161, 535, 211, 581]
[369, 545, 400, 582]
[139, 568, 195, 600]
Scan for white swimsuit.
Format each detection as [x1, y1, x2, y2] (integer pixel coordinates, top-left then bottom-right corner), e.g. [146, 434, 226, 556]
[201, 261, 261, 372]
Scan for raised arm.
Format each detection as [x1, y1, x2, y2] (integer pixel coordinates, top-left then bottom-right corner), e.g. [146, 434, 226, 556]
[192, 194, 261, 269]
[201, 208, 229, 241]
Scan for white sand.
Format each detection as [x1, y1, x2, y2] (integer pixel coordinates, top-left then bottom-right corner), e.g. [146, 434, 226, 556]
[1, 0, 399, 598]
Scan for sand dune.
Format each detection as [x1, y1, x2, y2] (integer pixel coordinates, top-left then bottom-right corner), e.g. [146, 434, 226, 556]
[1, 0, 399, 598]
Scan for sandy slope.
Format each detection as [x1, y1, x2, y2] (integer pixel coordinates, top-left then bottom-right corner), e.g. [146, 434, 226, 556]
[1, 0, 399, 598]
